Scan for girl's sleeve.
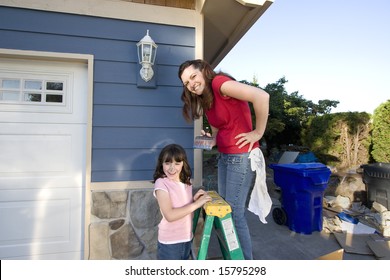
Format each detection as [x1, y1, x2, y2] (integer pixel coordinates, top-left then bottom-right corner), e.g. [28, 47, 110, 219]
[153, 178, 168, 198]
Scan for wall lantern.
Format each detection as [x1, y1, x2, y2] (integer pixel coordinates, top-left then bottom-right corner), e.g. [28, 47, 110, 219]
[137, 30, 158, 82]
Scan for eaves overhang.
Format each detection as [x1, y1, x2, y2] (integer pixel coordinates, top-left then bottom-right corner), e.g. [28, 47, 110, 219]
[202, 0, 274, 68]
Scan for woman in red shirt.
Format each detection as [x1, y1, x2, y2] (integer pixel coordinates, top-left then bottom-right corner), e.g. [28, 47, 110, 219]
[179, 59, 270, 259]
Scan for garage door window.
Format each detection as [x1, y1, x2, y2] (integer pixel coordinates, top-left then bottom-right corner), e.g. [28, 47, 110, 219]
[1, 78, 65, 104]
[0, 70, 72, 114]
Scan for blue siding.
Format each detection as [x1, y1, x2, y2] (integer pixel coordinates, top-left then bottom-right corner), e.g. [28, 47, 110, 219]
[93, 105, 190, 127]
[0, 6, 194, 47]
[92, 147, 194, 181]
[0, 6, 196, 182]
[93, 127, 193, 148]
[94, 83, 182, 106]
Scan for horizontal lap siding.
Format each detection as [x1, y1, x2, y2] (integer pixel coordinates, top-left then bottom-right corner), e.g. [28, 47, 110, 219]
[93, 127, 193, 148]
[0, 6, 195, 182]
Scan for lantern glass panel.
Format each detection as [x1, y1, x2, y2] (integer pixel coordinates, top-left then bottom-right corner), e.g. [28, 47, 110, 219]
[143, 44, 151, 62]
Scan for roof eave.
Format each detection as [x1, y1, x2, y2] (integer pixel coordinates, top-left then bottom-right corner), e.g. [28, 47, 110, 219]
[203, 0, 274, 68]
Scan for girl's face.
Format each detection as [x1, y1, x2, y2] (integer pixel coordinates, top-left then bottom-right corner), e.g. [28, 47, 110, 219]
[163, 159, 183, 182]
[180, 65, 205, 96]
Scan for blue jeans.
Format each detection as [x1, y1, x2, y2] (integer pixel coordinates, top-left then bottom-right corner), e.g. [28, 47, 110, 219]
[218, 152, 255, 260]
[157, 241, 192, 260]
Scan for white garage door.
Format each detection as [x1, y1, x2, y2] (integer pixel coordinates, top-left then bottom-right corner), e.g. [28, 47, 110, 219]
[0, 57, 87, 259]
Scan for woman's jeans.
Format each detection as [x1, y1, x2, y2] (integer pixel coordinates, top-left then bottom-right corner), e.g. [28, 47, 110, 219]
[218, 152, 255, 260]
[157, 241, 192, 260]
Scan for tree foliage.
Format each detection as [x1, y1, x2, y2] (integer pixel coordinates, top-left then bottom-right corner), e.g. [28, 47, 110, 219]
[371, 100, 390, 163]
[242, 77, 339, 150]
[301, 112, 371, 169]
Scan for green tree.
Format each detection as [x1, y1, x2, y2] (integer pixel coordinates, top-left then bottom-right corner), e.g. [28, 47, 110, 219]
[256, 77, 338, 149]
[302, 112, 371, 169]
[315, 100, 340, 115]
[371, 100, 390, 162]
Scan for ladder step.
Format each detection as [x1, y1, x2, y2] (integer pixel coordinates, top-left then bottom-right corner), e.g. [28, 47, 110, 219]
[204, 191, 231, 218]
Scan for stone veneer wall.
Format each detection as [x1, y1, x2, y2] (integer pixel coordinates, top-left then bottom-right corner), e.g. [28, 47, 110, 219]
[88, 189, 162, 260]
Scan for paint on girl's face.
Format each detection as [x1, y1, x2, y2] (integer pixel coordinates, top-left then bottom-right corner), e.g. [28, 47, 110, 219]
[163, 160, 183, 182]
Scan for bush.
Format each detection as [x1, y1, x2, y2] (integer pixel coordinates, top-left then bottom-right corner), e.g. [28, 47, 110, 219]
[371, 100, 390, 163]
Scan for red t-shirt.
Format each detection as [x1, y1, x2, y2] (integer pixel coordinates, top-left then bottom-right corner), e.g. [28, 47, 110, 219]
[206, 75, 259, 154]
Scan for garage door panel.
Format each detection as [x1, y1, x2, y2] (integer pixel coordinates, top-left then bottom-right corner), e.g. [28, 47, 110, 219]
[0, 175, 83, 189]
[0, 111, 87, 124]
[0, 188, 83, 259]
[1, 134, 71, 173]
[0, 123, 86, 190]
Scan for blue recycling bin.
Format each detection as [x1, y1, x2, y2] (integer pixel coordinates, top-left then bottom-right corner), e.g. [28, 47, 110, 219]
[269, 163, 331, 234]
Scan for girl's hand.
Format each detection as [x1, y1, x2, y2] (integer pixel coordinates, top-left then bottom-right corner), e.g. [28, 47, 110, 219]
[194, 189, 207, 201]
[194, 190, 212, 207]
[234, 130, 262, 152]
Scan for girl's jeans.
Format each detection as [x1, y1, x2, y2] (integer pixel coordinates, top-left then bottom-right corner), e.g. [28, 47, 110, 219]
[218, 152, 255, 260]
[157, 241, 192, 260]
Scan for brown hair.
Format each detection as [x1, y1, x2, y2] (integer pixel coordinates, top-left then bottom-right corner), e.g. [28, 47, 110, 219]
[178, 59, 217, 122]
[153, 144, 192, 185]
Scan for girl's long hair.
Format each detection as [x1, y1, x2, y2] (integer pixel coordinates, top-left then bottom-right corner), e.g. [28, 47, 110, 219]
[153, 144, 192, 185]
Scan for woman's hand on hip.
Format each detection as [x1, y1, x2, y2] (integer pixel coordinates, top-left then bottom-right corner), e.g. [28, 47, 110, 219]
[235, 130, 262, 152]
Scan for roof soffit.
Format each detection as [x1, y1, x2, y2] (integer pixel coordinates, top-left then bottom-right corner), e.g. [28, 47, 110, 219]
[202, 0, 273, 67]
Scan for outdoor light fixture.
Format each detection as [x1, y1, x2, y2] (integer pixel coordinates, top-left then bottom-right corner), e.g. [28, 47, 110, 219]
[137, 30, 157, 82]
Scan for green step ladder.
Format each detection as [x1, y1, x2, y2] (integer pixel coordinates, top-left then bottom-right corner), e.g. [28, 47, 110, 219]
[192, 191, 244, 260]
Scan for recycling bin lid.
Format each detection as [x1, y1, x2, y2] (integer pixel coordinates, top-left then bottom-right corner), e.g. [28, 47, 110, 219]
[269, 162, 328, 171]
[361, 162, 390, 172]
[361, 162, 390, 180]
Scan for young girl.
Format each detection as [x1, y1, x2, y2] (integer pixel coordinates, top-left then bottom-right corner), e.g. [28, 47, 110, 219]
[178, 59, 270, 260]
[153, 144, 211, 260]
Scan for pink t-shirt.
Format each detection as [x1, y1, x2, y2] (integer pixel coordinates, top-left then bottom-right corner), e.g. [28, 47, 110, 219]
[153, 177, 193, 244]
[206, 75, 259, 154]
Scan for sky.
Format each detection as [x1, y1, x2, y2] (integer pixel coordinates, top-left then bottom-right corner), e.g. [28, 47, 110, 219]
[216, 0, 390, 114]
